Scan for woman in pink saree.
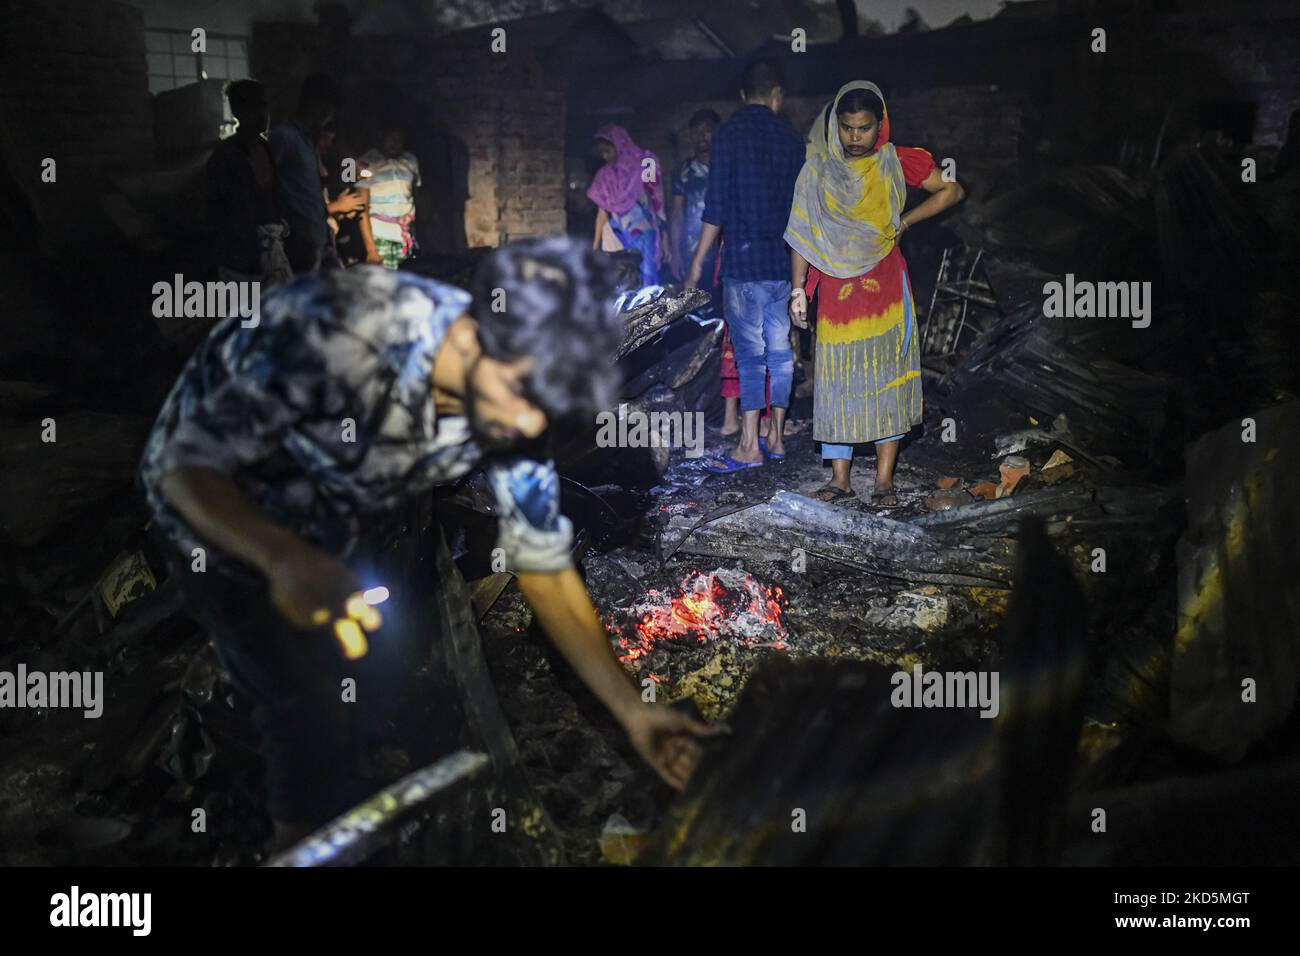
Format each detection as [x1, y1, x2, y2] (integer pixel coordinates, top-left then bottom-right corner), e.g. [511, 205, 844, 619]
[587, 124, 669, 287]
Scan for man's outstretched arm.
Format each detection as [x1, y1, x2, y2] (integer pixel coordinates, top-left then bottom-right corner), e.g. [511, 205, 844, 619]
[517, 568, 715, 790]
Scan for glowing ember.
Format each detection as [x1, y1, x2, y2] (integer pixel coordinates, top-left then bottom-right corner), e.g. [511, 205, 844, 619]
[608, 568, 788, 663]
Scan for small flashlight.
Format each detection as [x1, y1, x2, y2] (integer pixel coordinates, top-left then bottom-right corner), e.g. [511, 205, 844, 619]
[345, 594, 382, 633]
[327, 585, 389, 659]
[334, 618, 368, 660]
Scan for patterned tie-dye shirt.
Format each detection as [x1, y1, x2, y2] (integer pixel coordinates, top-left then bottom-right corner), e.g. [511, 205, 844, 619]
[139, 266, 573, 577]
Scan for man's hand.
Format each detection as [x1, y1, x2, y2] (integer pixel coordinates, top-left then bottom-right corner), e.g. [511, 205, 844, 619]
[789, 287, 809, 329]
[264, 538, 362, 633]
[365, 249, 382, 265]
[157, 467, 374, 658]
[517, 567, 717, 790]
[328, 190, 366, 216]
[659, 231, 673, 269]
[620, 704, 716, 790]
[684, 259, 702, 290]
[684, 222, 721, 290]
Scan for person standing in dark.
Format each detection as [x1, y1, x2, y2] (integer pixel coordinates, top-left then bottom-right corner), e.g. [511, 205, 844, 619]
[670, 109, 721, 290]
[270, 74, 363, 274]
[359, 121, 421, 269]
[207, 80, 291, 285]
[318, 120, 380, 268]
[671, 109, 743, 435]
[685, 60, 805, 471]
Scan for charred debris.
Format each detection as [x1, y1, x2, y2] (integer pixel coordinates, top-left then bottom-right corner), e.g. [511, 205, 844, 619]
[1, 131, 1297, 866]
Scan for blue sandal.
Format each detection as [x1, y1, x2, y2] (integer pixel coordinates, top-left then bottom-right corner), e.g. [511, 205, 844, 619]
[702, 454, 765, 475]
[758, 437, 785, 462]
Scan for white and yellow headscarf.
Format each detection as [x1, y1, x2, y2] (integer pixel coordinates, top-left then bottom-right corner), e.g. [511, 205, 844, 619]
[784, 81, 906, 279]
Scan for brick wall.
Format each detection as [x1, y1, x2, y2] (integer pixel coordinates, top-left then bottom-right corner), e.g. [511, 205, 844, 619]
[610, 0, 1300, 203]
[417, 38, 567, 246]
[1163, 14, 1299, 149]
[252, 21, 568, 250]
[621, 86, 1029, 206]
[887, 86, 1030, 200]
[0, 0, 153, 261]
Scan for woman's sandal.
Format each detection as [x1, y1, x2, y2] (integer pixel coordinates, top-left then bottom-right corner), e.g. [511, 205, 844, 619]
[757, 437, 785, 461]
[811, 484, 856, 503]
[871, 488, 899, 508]
[702, 454, 765, 475]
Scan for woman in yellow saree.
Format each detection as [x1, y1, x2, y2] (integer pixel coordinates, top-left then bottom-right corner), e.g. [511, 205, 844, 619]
[785, 81, 964, 505]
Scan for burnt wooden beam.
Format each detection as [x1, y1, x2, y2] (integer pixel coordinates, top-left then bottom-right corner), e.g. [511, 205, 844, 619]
[669, 490, 1014, 587]
[265, 751, 490, 867]
[615, 288, 711, 361]
[913, 483, 1096, 534]
[430, 521, 568, 864]
[468, 572, 514, 620]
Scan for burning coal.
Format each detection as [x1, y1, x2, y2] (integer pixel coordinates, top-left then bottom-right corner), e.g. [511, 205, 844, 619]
[608, 568, 788, 663]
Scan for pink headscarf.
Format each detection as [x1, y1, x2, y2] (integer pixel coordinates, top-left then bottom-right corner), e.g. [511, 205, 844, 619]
[586, 124, 666, 219]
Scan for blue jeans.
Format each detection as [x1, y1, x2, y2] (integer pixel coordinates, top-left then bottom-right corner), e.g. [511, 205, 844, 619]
[725, 279, 793, 411]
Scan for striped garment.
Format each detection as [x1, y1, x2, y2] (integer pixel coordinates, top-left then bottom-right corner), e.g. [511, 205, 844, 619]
[808, 248, 922, 443]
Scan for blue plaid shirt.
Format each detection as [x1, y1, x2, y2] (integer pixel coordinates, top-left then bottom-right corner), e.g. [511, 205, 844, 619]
[139, 267, 573, 579]
[701, 104, 806, 282]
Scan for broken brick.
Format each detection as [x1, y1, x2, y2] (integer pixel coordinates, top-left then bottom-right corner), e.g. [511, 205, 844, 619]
[998, 456, 1031, 497]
